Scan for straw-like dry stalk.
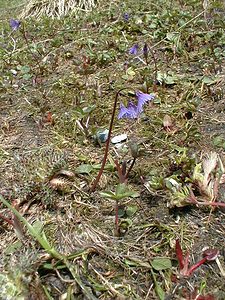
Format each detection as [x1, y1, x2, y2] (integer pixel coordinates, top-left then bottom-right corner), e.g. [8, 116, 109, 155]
[20, 0, 98, 19]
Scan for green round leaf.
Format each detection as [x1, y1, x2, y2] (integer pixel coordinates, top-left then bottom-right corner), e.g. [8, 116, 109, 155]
[151, 257, 172, 271]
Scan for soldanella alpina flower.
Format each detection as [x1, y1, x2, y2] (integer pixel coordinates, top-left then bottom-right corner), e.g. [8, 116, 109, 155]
[136, 91, 154, 112]
[129, 44, 139, 55]
[118, 101, 139, 119]
[118, 91, 155, 119]
[10, 19, 21, 31]
[128, 43, 150, 64]
[123, 12, 130, 22]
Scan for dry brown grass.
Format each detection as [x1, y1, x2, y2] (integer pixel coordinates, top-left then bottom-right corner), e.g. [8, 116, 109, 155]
[20, 0, 99, 19]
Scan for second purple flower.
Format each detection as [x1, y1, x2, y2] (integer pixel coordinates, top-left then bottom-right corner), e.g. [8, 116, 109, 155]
[118, 91, 155, 119]
[10, 19, 21, 31]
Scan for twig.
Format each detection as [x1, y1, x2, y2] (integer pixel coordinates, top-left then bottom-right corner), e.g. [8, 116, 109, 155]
[215, 257, 225, 278]
[89, 263, 124, 297]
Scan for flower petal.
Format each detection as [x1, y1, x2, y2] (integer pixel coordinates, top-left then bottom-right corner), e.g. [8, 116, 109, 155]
[126, 101, 139, 118]
[118, 102, 129, 119]
[129, 44, 139, 55]
[118, 101, 140, 119]
[136, 91, 155, 112]
[123, 12, 130, 22]
[10, 19, 20, 31]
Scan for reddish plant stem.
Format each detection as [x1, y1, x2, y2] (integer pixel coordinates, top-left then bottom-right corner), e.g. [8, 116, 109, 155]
[176, 239, 217, 277]
[91, 88, 127, 191]
[121, 161, 127, 178]
[175, 239, 184, 270]
[186, 258, 207, 276]
[148, 47, 158, 93]
[189, 199, 225, 208]
[197, 201, 225, 207]
[188, 189, 225, 208]
[114, 160, 126, 183]
[21, 23, 42, 73]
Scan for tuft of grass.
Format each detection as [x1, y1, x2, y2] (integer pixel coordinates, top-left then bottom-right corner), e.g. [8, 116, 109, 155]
[20, 0, 99, 19]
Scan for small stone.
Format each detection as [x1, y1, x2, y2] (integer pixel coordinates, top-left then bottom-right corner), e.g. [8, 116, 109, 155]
[96, 129, 109, 143]
[111, 134, 127, 144]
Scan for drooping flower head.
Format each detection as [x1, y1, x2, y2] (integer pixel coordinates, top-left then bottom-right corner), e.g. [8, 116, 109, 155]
[10, 19, 21, 31]
[118, 101, 139, 119]
[136, 91, 155, 112]
[118, 91, 155, 119]
[129, 44, 139, 55]
[123, 12, 130, 22]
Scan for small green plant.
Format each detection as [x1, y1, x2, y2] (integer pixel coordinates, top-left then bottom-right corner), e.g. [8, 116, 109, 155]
[165, 151, 225, 208]
[100, 183, 138, 236]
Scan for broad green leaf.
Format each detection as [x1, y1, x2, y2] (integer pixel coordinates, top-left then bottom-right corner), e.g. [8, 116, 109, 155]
[32, 220, 44, 235]
[120, 218, 133, 230]
[22, 73, 32, 80]
[118, 207, 125, 217]
[99, 191, 115, 199]
[126, 205, 138, 217]
[202, 76, 218, 85]
[151, 257, 172, 271]
[93, 163, 114, 171]
[122, 67, 136, 80]
[115, 184, 139, 199]
[17, 65, 30, 73]
[116, 183, 127, 195]
[213, 136, 225, 149]
[75, 164, 93, 174]
[193, 163, 204, 182]
[115, 191, 139, 200]
[124, 258, 151, 268]
[83, 105, 96, 114]
[126, 67, 136, 77]
[155, 284, 165, 300]
[166, 32, 179, 41]
[164, 75, 176, 85]
[43, 263, 54, 269]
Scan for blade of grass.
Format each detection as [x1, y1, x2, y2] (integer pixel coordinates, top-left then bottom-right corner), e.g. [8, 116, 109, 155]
[150, 268, 165, 300]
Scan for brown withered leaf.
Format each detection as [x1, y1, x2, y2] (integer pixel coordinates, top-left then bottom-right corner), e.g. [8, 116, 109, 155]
[40, 112, 55, 127]
[163, 115, 173, 129]
[53, 169, 75, 179]
[49, 178, 69, 192]
[163, 115, 178, 134]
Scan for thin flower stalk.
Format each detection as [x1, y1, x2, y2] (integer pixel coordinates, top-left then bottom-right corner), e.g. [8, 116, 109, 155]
[91, 88, 127, 191]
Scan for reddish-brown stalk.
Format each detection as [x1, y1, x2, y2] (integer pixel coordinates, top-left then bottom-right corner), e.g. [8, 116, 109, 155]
[91, 88, 128, 191]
